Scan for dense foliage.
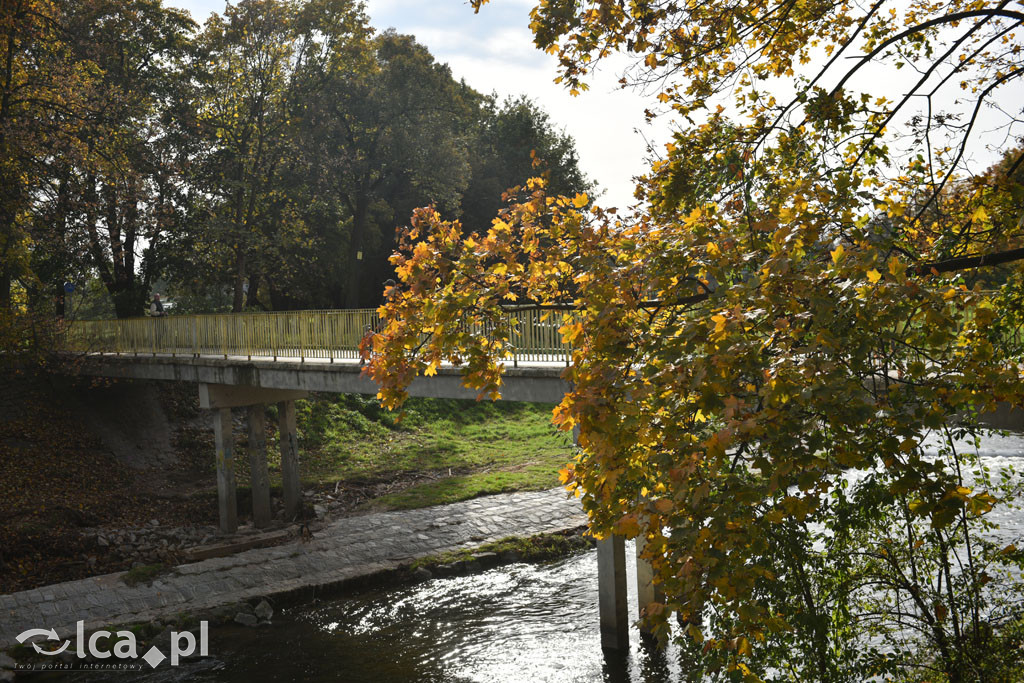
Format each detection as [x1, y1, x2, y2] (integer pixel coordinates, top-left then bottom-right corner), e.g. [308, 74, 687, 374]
[371, 0, 1024, 679]
[1, 0, 591, 318]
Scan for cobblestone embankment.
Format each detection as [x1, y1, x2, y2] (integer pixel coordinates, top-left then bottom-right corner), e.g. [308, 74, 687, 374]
[0, 488, 586, 649]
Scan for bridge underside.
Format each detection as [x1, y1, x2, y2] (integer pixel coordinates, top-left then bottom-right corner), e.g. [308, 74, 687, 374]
[66, 354, 570, 534]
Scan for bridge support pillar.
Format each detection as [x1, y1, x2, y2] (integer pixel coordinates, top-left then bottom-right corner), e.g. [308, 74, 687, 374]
[635, 530, 664, 639]
[247, 406, 272, 528]
[212, 407, 238, 533]
[597, 535, 629, 650]
[278, 400, 301, 521]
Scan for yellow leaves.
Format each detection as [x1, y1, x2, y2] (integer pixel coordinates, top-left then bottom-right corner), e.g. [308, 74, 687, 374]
[866, 268, 882, 284]
[706, 241, 721, 257]
[888, 256, 906, 278]
[423, 359, 440, 377]
[971, 205, 989, 223]
[492, 263, 508, 276]
[830, 244, 844, 263]
[560, 320, 585, 344]
[572, 192, 589, 208]
[551, 402, 576, 431]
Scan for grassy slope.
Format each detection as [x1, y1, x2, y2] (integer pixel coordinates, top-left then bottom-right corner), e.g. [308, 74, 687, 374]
[264, 395, 574, 510]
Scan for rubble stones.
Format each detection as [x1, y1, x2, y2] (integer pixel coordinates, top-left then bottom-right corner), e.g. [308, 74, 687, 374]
[234, 612, 258, 627]
[253, 600, 274, 621]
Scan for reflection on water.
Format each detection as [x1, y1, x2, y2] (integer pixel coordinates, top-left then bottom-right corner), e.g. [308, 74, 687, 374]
[135, 545, 678, 683]
[34, 430, 1024, 682]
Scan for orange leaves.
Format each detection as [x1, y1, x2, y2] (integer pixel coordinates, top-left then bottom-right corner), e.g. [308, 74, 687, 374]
[614, 512, 641, 537]
[653, 497, 674, 514]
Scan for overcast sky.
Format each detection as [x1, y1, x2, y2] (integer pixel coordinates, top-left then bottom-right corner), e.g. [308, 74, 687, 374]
[165, 0, 660, 209]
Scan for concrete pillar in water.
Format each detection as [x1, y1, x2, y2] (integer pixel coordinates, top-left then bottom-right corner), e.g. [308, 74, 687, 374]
[635, 531, 664, 638]
[597, 535, 629, 650]
[212, 407, 238, 533]
[247, 405, 272, 528]
[576, 424, 629, 649]
[277, 400, 301, 521]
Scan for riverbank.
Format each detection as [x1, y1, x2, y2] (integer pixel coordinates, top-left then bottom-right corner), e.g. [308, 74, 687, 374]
[0, 368, 573, 594]
[0, 488, 587, 657]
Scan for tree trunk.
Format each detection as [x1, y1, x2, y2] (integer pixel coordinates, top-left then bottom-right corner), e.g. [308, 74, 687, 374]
[246, 273, 261, 309]
[343, 199, 368, 309]
[0, 267, 10, 311]
[55, 282, 65, 318]
[232, 249, 247, 312]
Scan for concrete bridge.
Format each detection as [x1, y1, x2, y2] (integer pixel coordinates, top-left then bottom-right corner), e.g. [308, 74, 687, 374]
[62, 309, 642, 649]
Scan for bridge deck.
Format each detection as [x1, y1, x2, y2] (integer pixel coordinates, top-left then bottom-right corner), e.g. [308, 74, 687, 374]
[65, 308, 572, 366]
[70, 352, 570, 403]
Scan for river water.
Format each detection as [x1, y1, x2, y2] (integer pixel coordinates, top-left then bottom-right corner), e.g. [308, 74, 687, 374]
[40, 430, 1024, 682]
[168, 547, 673, 683]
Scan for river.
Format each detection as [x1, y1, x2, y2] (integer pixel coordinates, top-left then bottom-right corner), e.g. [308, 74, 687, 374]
[37, 430, 1024, 682]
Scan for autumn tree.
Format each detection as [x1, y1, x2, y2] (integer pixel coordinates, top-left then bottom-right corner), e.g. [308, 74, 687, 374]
[57, 0, 193, 318]
[372, 0, 1024, 678]
[0, 0, 96, 311]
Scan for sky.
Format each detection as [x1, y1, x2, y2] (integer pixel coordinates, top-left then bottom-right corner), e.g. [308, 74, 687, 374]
[166, 0, 660, 209]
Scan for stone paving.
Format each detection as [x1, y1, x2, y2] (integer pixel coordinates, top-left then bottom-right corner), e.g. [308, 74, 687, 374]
[0, 489, 586, 649]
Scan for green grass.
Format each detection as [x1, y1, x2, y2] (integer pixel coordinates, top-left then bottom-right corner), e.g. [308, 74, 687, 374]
[121, 563, 170, 587]
[367, 466, 561, 510]
[239, 394, 574, 510]
[409, 531, 590, 570]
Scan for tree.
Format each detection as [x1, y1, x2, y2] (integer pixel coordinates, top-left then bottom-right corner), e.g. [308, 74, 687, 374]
[62, 0, 194, 318]
[188, 0, 372, 312]
[0, 0, 95, 311]
[2, 0, 192, 320]
[461, 95, 592, 232]
[371, 0, 1024, 677]
[295, 30, 480, 309]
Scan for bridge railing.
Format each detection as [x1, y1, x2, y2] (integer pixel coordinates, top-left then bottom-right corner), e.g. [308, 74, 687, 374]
[64, 308, 573, 364]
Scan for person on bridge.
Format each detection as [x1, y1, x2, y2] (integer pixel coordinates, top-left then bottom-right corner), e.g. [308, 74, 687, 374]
[149, 294, 167, 318]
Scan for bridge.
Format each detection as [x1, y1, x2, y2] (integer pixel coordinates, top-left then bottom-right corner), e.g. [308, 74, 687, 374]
[61, 308, 650, 649]
[65, 309, 572, 529]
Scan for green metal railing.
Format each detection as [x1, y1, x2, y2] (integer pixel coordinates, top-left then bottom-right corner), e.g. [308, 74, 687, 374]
[64, 309, 572, 364]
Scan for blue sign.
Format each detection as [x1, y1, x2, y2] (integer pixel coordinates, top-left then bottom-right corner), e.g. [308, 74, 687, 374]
[63, 282, 75, 294]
